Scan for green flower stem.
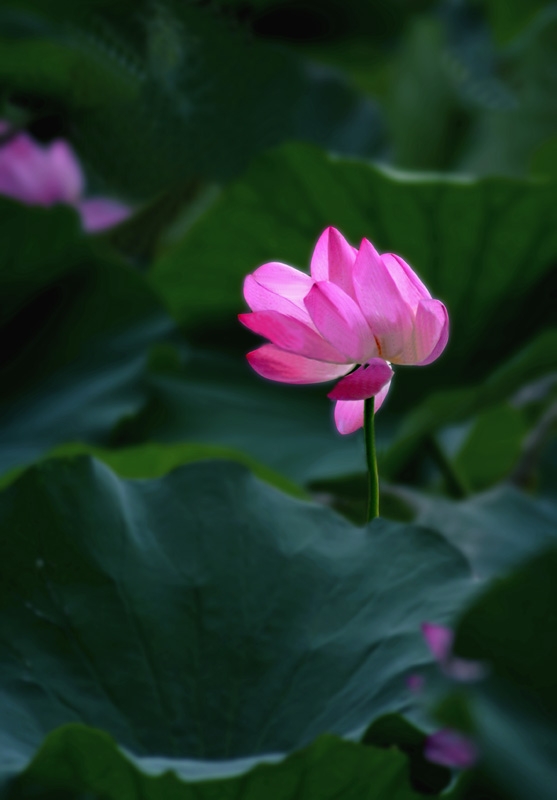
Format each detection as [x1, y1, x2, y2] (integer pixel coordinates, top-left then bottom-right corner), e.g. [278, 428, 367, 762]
[364, 396, 379, 522]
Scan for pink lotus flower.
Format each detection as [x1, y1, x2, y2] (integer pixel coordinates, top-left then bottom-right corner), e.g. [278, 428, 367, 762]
[240, 227, 448, 434]
[0, 123, 131, 232]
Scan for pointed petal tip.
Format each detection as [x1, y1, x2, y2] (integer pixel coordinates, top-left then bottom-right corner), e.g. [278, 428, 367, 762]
[333, 399, 365, 434]
[421, 622, 454, 663]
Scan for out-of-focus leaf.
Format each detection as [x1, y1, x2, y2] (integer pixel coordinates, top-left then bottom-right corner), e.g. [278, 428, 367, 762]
[363, 714, 451, 795]
[439, 546, 557, 800]
[113, 349, 370, 484]
[386, 18, 465, 171]
[483, 0, 552, 44]
[0, 457, 472, 793]
[416, 484, 557, 579]
[151, 143, 557, 400]
[0, 203, 172, 475]
[383, 329, 557, 478]
[0, 441, 308, 499]
[531, 135, 557, 177]
[0, 198, 83, 322]
[0, 1, 384, 198]
[461, 9, 557, 176]
[3, 725, 431, 800]
[453, 404, 528, 491]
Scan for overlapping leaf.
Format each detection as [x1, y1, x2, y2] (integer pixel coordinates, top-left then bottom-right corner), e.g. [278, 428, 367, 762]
[3, 726, 431, 800]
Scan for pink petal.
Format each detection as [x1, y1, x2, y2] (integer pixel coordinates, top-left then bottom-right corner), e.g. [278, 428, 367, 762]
[415, 299, 449, 365]
[310, 226, 358, 297]
[304, 281, 375, 363]
[328, 358, 393, 400]
[77, 197, 131, 232]
[0, 132, 85, 207]
[422, 622, 454, 663]
[353, 240, 415, 362]
[0, 133, 50, 205]
[333, 377, 392, 435]
[397, 299, 449, 365]
[374, 379, 392, 412]
[406, 674, 425, 693]
[243, 262, 314, 324]
[422, 622, 486, 682]
[381, 253, 431, 308]
[48, 140, 84, 202]
[239, 311, 349, 363]
[247, 344, 350, 384]
[334, 400, 365, 435]
[424, 730, 478, 770]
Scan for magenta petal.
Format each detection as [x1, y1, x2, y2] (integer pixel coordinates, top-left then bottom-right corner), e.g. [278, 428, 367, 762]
[353, 240, 415, 362]
[333, 379, 391, 434]
[244, 262, 314, 324]
[251, 261, 313, 305]
[48, 140, 84, 203]
[334, 400, 365, 434]
[422, 622, 454, 663]
[422, 622, 486, 682]
[381, 253, 431, 307]
[77, 197, 131, 232]
[243, 275, 311, 324]
[0, 133, 51, 205]
[247, 344, 350, 384]
[310, 226, 358, 297]
[328, 359, 393, 400]
[239, 311, 348, 363]
[0, 131, 85, 207]
[424, 730, 478, 770]
[304, 281, 374, 363]
[374, 379, 392, 412]
[414, 299, 449, 365]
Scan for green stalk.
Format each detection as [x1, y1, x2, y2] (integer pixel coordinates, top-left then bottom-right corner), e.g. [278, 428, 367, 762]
[364, 396, 379, 522]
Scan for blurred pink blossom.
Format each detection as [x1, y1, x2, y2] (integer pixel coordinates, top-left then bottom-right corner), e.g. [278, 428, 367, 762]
[425, 728, 478, 769]
[421, 622, 486, 682]
[240, 226, 448, 434]
[0, 123, 131, 232]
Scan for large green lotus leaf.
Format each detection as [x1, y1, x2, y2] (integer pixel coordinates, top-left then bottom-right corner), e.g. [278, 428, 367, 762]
[439, 547, 557, 800]
[0, 458, 472, 790]
[150, 143, 557, 397]
[3, 725, 432, 800]
[415, 485, 557, 580]
[0, 205, 172, 475]
[112, 349, 374, 483]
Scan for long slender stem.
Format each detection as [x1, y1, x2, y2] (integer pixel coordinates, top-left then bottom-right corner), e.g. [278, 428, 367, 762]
[364, 396, 379, 522]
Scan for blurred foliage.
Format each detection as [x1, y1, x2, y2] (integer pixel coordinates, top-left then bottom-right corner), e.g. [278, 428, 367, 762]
[439, 545, 557, 800]
[0, 0, 556, 797]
